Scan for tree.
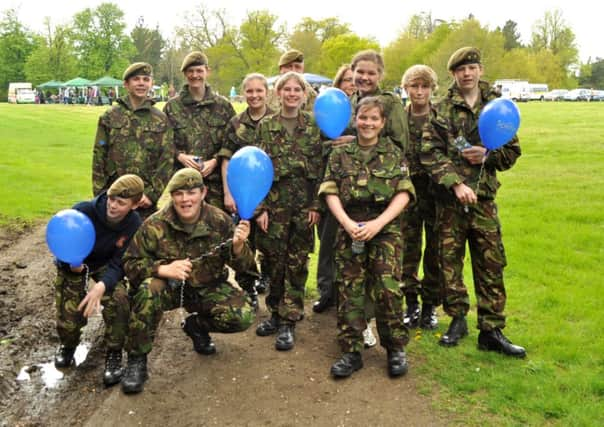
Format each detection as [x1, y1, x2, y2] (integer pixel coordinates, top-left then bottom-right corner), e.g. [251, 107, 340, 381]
[237, 10, 286, 75]
[24, 18, 77, 84]
[579, 58, 604, 89]
[130, 17, 165, 72]
[319, 34, 379, 77]
[530, 9, 578, 71]
[0, 8, 36, 99]
[500, 20, 522, 50]
[405, 12, 435, 40]
[71, 3, 134, 78]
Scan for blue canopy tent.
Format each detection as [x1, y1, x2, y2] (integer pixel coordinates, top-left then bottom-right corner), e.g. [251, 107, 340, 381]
[267, 73, 333, 86]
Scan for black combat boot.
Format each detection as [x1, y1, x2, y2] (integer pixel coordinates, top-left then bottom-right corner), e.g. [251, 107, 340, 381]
[255, 274, 269, 294]
[54, 345, 76, 368]
[419, 304, 439, 330]
[439, 316, 468, 347]
[330, 352, 363, 378]
[478, 328, 526, 358]
[121, 354, 148, 394]
[103, 349, 123, 386]
[256, 312, 280, 336]
[275, 323, 295, 351]
[403, 296, 420, 328]
[182, 315, 216, 355]
[312, 295, 333, 313]
[387, 349, 409, 377]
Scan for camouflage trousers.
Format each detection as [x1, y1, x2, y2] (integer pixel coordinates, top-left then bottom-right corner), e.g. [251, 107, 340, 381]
[437, 199, 507, 330]
[401, 174, 441, 305]
[255, 206, 314, 325]
[125, 278, 255, 356]
[204, 178, 224, 211]
[54, 268, 129, 350]
[335, 228, 408, 353]
[235, 222, 260, 293]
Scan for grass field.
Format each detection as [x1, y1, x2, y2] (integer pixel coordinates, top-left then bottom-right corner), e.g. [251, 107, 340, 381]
[1, 102, 603, 425]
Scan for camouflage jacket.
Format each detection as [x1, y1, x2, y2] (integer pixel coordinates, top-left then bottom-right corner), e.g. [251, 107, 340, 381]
[319, 137, 415, 232]
[218, 106, 275, 160]
[123, 202, 255, 288]
[163, 84, 235, 182]
[267, 80, 317, 113]
[256, 110, 324, 212]
[92, 96, 174, 204]
[420, 81, 521, 201]
[406, 104, 438, 177]
[350, 88, 409, 155]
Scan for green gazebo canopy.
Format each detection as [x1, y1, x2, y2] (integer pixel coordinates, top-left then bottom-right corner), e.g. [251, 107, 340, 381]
[62, 77, 92, 87]
[38, 80, 64, 88]
[90, 76, 123, 87]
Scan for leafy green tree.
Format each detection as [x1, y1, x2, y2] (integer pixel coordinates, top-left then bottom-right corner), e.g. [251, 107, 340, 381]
[130, 18, 165, 72]
[24, 18, 77, 84]
[0, 8, 37, 99]
[319, 34, 379, 78]
[499, 20, 522, 50]
[579, 58, 604, 89]
[530, 9, 578, 71]
[71, 3, 134, 79]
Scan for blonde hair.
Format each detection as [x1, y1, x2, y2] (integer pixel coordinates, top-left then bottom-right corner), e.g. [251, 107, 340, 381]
[351, 50, 385, 76]
[241, 73, 268, 92]
[275, 71, 306, 92]
[401, 64, 438, 90]
[333, 64, 352, 90]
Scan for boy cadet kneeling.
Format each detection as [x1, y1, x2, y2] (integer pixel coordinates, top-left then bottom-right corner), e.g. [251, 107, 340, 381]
[54, 174, 144, 387]
[120, 168, 256, 394]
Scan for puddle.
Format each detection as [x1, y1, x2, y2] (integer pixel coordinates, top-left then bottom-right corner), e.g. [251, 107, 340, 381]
[16, 342, 91, 388]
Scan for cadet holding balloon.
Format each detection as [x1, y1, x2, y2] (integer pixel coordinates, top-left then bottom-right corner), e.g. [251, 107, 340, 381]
[52, 174, 143, 387]
[254, 72, 324, 351]
[420, 47, 525, 357]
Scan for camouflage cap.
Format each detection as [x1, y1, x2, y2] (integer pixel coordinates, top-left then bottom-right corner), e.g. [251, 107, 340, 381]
[123, 62, 153, 80]
[166, 168, 204, 193]
[107, 174, 144, 199]
[278, 49, 304, 67]
[447, 47, 481, 71]
[181, 51, 209, 72]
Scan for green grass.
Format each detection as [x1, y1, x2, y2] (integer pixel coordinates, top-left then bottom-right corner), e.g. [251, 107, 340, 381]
[1, 102, 603, 425]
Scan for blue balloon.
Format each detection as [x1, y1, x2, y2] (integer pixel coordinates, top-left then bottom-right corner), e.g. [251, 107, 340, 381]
[313, 88, 352, 139]
[478, 98, 521, 150]
[227, 146, 274, 220]
[46, 209, 96, 266]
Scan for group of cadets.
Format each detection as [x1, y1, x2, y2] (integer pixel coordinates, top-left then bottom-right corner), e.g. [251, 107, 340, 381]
[52, 46, 526, 395]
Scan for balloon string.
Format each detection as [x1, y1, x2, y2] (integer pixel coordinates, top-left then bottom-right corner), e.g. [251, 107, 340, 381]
[473, 150, 488, 196]
[82, 264, 90, 292]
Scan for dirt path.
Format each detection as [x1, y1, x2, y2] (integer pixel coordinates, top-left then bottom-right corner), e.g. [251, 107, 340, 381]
[0, 225, 444, 426]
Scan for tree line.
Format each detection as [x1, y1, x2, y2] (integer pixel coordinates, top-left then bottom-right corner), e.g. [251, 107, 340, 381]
[1, 3, 603, 100]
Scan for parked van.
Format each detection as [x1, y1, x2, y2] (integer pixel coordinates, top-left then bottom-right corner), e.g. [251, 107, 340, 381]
[494, 79, 530, 102]
[8, 82, 36, 104]
[529, 83, 549, 101]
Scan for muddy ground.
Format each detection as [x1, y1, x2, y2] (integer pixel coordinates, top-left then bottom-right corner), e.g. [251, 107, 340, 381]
[0, 225, 445, 426]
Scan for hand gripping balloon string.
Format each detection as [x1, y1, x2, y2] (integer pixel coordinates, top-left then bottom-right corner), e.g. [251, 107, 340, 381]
[464, 151, 488, 214]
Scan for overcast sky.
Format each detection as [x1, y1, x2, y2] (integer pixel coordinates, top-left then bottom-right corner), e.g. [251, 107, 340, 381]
[7, 0, 602, 62]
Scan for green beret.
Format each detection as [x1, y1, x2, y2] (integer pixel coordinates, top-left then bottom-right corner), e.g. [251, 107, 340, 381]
[181, 51, 209, 72]
[107, 174, 144, 200]
[123, 62, 153, 80]
[166, 168, 204, 193]
[278, 49, 304, 67]
[447, 47, 481, 71]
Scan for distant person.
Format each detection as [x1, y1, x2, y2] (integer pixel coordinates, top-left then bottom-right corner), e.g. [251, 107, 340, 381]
[400, 65, 441, 330]
[320, 97, 415, 378]
[267, 49, 317, 113]
[92, 62, 174, 219]
[164, 51, 236, 209]
[254, 72, 323, 351]
[53, 175, 143, 388]
[421, 47, 526, 358]
[120, 168, 256, 394]
[167, 83, 176, 98]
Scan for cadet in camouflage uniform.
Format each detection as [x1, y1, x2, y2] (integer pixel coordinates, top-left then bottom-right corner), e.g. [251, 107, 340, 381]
[120, 168, 256, 394]
[267, 49, 317, 114]
[420, 47, 526, 357]
[164, 51, 236, 209]
[254, 72, 324, 352]
[54, 175, 143, 387]
[92, 62, 173, 219]
[320, 97, 415, 378]
[218, 73, 275, 305]
[400, 65, 441, 330]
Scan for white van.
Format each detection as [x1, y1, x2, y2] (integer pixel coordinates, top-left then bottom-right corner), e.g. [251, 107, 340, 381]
[494, 79, 530, 102]
[8, 82, 36, 104]
[529, 83, 549, 101]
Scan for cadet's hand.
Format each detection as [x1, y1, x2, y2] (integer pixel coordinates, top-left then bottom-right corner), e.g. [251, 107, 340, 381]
[331, 135, 355, 147]
[158, 258, 192, 281]
[78, 281, 106, 318]
[256, 211, 269, 233]
[461, 146, 487, 165]
[343, 219, 362, 239]
[178, 153, 203, 171]
[224, 192, 237, 213]
[308, 210, 321, 227]
[201, 159, 218, 177]
[138, 194, 152, 209]
[233, 220, 250, 255]
[359, 219, 383, 241]
[452, 183, 477, 205]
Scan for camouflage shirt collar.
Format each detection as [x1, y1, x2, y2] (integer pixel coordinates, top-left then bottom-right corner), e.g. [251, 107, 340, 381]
[447, 80, 494, 108]
[266, 109, 309, 132]
[345, 136, 392, 154]
[180, 84, 216, 106]
[241, 106, 275, 127]
[117, 95, 155, 112]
